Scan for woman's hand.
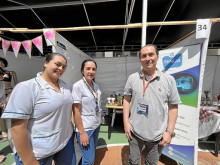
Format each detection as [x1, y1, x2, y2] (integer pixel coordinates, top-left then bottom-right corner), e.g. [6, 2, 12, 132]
[80, 131, 89, 147]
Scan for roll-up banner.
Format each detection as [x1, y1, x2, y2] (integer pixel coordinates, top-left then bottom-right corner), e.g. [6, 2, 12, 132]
[157, 20, 211, 164]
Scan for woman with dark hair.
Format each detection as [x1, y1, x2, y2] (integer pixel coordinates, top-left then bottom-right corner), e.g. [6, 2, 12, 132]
[2, 53, 76, 165]
[72, 59, 101, 165]
[0, 57, 18, 100]
[0, 67, 7, 163]
[0, 57, 17, 142]
[0, 67, 7, 143]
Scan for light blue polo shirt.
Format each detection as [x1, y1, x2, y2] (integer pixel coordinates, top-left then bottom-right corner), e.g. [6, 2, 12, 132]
[2, 73, 74, 160]
[124, 70, 181, 142]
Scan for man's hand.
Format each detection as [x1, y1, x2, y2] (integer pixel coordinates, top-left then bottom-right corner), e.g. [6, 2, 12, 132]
[123, 95, 132, 141]
[159, 132, 172, 147]
[124, 122, 132, 141]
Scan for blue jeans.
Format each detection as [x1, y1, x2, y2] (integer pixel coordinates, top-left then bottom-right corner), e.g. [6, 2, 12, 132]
[76, 126, 100, 165]
[14, 133, 76, 165]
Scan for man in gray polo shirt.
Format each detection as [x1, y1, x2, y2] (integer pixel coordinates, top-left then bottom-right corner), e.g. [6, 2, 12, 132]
[123, 44, 181, 165]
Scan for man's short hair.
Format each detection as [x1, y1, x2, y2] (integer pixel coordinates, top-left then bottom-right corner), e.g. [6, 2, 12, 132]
[139, 44, 159, 58]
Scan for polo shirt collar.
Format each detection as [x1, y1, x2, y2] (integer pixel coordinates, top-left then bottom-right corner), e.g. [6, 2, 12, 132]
[93, 80, 99, 91]
[139, 69, 161, 80]
[35, 72, 65, 90]
[83, 77, 99, 91]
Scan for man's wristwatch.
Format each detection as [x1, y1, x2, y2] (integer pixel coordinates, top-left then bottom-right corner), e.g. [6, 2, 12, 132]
[166, 130, 175, 138]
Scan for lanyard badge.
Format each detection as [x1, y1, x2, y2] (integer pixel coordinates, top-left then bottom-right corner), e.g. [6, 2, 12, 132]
[137, 70, 156, 116]
[137, 103, 148, 115]
[137, 98, 148, 115]
[142, 70, 156, 97]
[82, 77, 99, 114]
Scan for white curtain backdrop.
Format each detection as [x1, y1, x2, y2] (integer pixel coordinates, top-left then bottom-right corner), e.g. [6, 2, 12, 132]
[95, 56, 140, 111]
[202, 56, 220, 96]
[54, 32, 90, 88]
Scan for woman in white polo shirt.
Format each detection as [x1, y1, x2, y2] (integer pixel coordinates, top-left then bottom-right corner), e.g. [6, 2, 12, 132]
[72, 59, 101, 165]
[2, 53, 76, 165]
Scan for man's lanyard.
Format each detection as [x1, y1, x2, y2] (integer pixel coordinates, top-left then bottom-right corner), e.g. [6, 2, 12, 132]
[143, 70, 156, 97]
[82, 77, 98, 105]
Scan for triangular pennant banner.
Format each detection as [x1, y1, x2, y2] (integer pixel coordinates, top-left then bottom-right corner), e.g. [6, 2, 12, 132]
[32, 35, 43, 54]
[22, 40, 32, 59]
[44, 29, 56, 46]
[2, 39, 11, 56]
[11, 41, 21, 58]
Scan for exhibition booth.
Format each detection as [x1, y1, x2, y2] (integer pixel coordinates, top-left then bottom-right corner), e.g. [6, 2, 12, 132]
[0, 23, 220, 164]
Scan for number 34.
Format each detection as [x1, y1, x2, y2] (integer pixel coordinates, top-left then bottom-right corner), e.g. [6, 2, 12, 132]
[197, 24, 207, 31]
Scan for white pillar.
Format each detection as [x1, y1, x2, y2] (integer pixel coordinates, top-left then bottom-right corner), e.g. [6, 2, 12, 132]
[141, 0, 148, 47]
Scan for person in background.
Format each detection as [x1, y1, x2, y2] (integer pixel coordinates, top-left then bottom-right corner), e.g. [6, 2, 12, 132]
[0, 57, 18, 101]
[0, 67, 7, 142]
[123, 44, 181, 165]
[72, 59, 102, 165]
[0, 67, 7, 163]
[1, 53, 76, 165]
[0, 57, 17, 141]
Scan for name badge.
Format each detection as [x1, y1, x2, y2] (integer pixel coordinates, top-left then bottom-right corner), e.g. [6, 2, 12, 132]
[137, 103, 148, 116]
[95, 106, 99, 114]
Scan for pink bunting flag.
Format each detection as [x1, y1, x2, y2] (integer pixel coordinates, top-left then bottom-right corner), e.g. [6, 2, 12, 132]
[32, 35, 43, 54]
[2, 39, 11, 56]
[44, 29, 56, 46]
[22, 40, 32, 59]
[11, 41, 21, 58]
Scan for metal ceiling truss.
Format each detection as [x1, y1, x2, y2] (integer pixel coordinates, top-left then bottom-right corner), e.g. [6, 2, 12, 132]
[0, 12, 30, 40]
[81, 0, 97, 49]
[122, 0, 136, 54]
[1, 0, 120, 11]
[152, 0, 176, 43]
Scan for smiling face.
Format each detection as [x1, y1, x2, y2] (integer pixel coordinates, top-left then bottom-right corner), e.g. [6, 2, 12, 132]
[44, 55, 67, 81]
[140, 45, 159, 75]
[82, 61, 97, 82]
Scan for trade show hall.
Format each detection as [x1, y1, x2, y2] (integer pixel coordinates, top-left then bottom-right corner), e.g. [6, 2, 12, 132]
[1, 0, 220, 165]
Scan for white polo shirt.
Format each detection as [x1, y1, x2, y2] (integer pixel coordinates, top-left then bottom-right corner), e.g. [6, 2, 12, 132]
[2, 73, 74, 159]
[72, 79, 102, 132]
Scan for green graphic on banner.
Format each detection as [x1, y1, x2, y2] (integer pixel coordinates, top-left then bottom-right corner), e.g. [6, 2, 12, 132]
[179, 90, 198, 108]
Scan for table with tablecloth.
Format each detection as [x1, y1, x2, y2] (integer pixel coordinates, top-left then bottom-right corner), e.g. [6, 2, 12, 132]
[199, 106, 220, 156]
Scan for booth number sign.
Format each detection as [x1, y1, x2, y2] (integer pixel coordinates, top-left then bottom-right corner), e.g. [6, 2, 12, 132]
[196, 19, 211, 39]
